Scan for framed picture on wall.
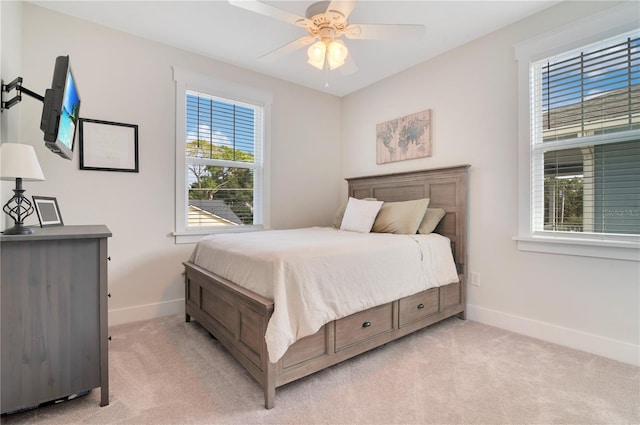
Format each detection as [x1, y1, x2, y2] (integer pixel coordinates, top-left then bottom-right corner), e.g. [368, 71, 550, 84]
[79, 118, 139, 172]
[376, 109, 433, 164]
[32, 196, 64, 227]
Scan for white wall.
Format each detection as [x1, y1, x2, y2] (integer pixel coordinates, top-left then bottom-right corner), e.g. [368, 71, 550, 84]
[1, 1, 23, 144]
[1, 1, 23, 228]
[341, 1, 639, 365]
[5, 3, 342, 325]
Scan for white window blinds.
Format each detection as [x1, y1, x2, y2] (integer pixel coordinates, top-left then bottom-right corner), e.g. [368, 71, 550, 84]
[530, 31, 640, 238]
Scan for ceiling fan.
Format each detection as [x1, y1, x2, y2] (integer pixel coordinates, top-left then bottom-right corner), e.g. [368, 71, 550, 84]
[228, 0, 425, 74]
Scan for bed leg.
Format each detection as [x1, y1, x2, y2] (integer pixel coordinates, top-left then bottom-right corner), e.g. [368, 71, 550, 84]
[185, 313, 191, 322]
[265, 384, 275, 409]
[264, 361, 276, 409]
[458, 311, 466, 320]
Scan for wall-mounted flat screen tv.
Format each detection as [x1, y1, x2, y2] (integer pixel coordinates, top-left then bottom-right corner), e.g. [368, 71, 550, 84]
[40, 55, 81, 160]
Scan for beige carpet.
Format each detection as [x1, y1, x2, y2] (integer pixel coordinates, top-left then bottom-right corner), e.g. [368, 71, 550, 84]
[2, 314, 638, 424]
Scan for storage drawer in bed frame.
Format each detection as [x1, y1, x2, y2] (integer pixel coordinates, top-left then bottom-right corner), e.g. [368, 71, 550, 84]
[279, 275, 464, 377]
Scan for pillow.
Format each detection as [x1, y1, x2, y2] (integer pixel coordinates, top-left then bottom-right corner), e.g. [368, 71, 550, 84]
[371, 198, 430, 234]
[333, 197, 377, 228]
[339, 197, 383, 233]
[418, 208, 447, 234]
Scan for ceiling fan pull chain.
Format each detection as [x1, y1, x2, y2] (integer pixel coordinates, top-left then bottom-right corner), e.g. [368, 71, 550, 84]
[324, 49, 330, 88]
[324, 64, 329, 88]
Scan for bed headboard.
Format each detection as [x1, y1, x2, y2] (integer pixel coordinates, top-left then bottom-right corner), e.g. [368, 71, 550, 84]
[346, 164, 470, 276]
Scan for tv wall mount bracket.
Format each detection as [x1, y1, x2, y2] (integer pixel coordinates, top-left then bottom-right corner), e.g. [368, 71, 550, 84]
[1, 77, 44, 111]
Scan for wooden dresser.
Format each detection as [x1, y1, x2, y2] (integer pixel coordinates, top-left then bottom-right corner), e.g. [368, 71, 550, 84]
[0, 225, 111, 414]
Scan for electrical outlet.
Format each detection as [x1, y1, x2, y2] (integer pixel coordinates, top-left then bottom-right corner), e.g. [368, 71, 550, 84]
[470, 272, 480, 287]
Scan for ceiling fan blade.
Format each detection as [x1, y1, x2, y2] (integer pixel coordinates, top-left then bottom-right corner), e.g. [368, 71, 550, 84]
[327, 0, 357, 20]
[259, 36, 316, 62]
[344, 23, 425, 40]
[339, 54, 358, 76]
[228, 0, 307, 26]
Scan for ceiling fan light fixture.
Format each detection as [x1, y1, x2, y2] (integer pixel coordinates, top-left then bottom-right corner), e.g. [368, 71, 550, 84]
[229, 0, 426, 80]
[307, 40, 326, 70]
[327, 39, 348, 70]
[307, 38, 348, 71]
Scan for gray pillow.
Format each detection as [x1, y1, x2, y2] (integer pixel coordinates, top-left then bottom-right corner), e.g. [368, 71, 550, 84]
[418, 208, 446, 234]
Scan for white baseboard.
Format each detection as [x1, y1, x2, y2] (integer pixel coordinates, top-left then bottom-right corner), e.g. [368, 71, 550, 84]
[108, 298, 184, 327]
[466, 304, 640, 367]
[107, 299, 639, 366]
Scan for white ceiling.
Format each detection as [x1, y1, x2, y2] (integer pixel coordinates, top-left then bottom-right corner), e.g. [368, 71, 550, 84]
[29, 0, 559, 97]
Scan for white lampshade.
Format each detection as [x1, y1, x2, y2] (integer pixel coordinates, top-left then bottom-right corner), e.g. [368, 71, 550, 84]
[307, 41, 326, 70]
[0, 143, 45, 181]
[327, 40, 348, 70]
[307, 39, 349, 71]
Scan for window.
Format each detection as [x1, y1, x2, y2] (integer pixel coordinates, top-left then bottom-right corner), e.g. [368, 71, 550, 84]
[515, 3, 640, 260]
[173, 69, 271, 243]
[532, 32, 640, 237]
[186, 91, 261, 227]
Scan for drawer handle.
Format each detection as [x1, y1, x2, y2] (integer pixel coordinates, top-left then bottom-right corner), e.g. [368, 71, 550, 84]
[417, 303, 425, 310]
[362, 321, 371, 328]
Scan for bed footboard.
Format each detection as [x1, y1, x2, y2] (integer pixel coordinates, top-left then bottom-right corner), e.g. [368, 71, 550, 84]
[184, 261, 276, 408]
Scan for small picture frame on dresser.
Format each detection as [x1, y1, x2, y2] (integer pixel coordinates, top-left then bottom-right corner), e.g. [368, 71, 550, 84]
[32, 196, 64, 227]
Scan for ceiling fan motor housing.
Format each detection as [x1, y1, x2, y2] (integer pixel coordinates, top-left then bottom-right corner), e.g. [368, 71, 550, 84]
[300, 0, 348, 39]
[305, 1, 332, 18]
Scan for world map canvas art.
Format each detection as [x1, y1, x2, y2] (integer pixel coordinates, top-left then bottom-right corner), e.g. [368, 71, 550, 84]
[376, 109, 432, 164]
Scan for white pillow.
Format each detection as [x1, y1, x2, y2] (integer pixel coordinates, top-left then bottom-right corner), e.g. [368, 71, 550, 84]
[340, 197, 383, 233]
[333, 197, 378, 228]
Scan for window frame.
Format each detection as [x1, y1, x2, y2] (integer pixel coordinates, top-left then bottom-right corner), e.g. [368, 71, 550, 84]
[173, 68, 271, 244]
[514, 2, 640, 261]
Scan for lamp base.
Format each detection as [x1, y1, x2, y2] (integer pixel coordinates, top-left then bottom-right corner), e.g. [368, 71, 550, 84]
[2, 224, 34, 235]
[2, 177, 36, 236]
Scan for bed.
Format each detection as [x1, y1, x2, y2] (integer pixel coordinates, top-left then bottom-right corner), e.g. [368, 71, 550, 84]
[183, 164, 469, 409]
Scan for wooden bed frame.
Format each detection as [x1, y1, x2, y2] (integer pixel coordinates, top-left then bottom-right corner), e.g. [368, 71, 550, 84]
[183, 165, 469, 409]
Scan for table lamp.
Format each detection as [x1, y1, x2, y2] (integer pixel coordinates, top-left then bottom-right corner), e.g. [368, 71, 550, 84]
[0, 143, 45, 235]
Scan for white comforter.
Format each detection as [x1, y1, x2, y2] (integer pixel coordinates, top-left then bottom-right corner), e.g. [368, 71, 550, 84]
[189, 227, 459, 363]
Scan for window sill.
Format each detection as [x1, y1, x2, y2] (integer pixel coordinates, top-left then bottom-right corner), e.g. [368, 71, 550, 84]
[514, 235, 640, 261]
[174, 225, 264, 245]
